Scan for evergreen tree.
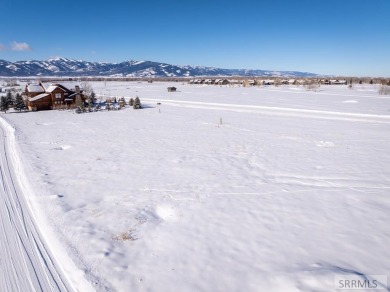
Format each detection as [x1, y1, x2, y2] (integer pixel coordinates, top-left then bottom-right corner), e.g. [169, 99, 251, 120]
[0, 96, 10, 113]
[129, 98, 134, 106]
[133, 97, 141, 109]
[119, 97, 126, 108]
[90, 91, 96, 104]
[13, 93, 27, 112]
[6, 91, 14, 106]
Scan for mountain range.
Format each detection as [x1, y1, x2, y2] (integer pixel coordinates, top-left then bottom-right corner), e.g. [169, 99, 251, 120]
[0, 58, 318, 78]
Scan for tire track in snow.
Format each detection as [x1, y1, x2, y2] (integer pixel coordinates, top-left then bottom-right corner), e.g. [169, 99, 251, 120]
[0, 119, 91, 292]
[142, 98, 390, 124]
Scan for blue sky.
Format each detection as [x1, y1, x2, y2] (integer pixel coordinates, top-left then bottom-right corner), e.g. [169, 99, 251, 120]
[1, 0, 389, 76]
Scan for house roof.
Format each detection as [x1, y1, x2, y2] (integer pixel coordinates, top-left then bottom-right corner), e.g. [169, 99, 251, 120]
[68, 92, 81, 98]
[46, 85, 66, 93]
[27, 84, 45, 93]
[29, 93, 50, 101]
[57, 82, 83, 91]
[41, 82, 82, 92]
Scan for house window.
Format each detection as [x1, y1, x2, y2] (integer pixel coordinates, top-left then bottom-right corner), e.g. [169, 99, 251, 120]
[55, 93, 61, 99]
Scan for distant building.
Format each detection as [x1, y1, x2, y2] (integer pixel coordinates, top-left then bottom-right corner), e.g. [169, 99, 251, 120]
[263, 80, 275, 85]
[215, 79, 230, 85]
[288, 79, 297, 85]
[330, 79, 347, 85]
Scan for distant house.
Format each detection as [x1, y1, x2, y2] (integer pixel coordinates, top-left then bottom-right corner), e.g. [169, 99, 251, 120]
[167, 87, 177, 92]
[288, 79, 297, 85]
[204, 79, 216, 85]
[242, 79, 256, 87]
[194, 79, 202, 84]
[25, 82, 86, 111]
[264, 80, 275, 85]
[248, 80, 256, 86]
[229, 79, 240, 85]
[330, 79, 347, 85]
[215, 79, 230, 85]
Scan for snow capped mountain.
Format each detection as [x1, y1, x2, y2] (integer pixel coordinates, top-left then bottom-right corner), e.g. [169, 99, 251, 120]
[0, 58, 318, 77]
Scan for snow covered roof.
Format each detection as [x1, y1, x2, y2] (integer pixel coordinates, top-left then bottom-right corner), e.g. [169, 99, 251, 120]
[68, 92, 80, 98]
[41, 82, 82, 92]
[27, 84, 44, 93]
[46, 85, 66, 93]
[29, 93, 50, 101]
[57, 82, 83, 91]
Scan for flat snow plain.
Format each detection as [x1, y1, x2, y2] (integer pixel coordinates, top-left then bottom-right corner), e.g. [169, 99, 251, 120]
[2, 83, 390, 291]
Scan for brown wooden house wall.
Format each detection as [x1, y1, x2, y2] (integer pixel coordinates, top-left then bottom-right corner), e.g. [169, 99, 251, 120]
[28, 96, 52, 111]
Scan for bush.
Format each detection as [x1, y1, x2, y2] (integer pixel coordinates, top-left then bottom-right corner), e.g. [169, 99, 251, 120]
[305, 82, 320, 92]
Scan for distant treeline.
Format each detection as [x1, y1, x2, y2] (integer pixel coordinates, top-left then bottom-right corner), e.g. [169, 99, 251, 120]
[2, 76, 389, 84]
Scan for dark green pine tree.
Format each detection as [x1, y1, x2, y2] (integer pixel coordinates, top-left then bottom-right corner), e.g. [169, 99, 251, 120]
[6, 91, 14, 106]
[13, 93, 27, 112]
[133, 97, 141, 109]
[129, 98, 134, 106]
[0, 95, 10, 113]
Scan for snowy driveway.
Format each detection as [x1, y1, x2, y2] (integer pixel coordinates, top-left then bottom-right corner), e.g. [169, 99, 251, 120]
[0, 121, 73, 292]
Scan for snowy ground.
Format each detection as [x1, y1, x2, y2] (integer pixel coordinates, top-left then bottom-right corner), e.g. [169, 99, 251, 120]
[1, 83, 390, 291]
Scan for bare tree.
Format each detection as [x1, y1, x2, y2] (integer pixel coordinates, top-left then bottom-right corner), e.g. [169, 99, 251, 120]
[378, 85, 390, 95]
[81, 82, 93, 98]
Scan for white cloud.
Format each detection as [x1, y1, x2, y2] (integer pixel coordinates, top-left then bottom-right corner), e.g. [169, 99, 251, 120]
[11, 41, 32, 51]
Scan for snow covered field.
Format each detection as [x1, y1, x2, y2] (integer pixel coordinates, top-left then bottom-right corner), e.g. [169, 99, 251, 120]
[1, 83, 390, 291]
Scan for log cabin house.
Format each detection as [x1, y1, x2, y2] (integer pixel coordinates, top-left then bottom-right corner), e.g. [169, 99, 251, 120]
[24, 82, 86, 111]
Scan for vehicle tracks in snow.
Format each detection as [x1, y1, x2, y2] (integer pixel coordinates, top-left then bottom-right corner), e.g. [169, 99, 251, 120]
[0, 121, 73, 292]
[142, 98, 390, 124]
